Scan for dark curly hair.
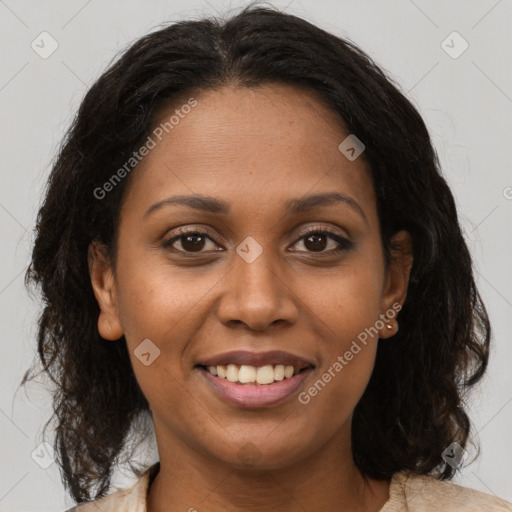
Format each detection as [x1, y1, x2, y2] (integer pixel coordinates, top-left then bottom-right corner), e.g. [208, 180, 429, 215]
[21, 2, 491, 505]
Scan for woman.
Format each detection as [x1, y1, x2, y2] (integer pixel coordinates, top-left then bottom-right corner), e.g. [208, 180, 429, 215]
[22, 4, 512, 511]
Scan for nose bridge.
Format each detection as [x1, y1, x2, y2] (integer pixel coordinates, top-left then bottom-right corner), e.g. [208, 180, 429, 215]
[217, 236, 297, 329]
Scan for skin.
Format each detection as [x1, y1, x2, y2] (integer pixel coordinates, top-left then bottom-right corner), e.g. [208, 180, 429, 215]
[89, 83, 413, 512]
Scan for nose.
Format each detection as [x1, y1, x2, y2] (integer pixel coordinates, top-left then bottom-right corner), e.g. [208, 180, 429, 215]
[216, 246, 299, 331]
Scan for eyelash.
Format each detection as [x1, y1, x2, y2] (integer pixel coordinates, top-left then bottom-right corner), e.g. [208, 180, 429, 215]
[161, 226, 353, 255]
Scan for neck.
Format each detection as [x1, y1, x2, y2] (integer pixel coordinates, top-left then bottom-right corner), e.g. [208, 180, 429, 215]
[146, 427, 390, 512]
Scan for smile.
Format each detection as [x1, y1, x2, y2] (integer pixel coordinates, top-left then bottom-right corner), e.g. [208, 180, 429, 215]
[198, 365, 314, 408]
[205, 363, 302, 384]
[195, 349, 315, 408]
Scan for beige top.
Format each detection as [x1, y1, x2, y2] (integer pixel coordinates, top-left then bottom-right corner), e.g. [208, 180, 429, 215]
[66, 462, 512, 511]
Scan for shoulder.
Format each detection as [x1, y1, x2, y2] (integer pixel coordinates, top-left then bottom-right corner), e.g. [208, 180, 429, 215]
[62, 485, 142, 512]
[382, 470, 512, 511]
[62, 462, 159, 512]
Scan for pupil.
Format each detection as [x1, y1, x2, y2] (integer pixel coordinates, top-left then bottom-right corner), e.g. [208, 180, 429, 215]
[305, 233, 326, 251]
[183, 234, 205, 252]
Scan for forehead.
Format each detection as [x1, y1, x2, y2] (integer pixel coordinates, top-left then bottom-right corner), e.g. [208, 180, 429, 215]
[122, 83, 375, 220]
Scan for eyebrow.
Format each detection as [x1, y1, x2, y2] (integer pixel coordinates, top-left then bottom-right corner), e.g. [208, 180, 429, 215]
[144, 192, 367, 223]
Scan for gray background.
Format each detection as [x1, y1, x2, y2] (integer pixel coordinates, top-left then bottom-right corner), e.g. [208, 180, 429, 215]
[1, 0, 511, 510]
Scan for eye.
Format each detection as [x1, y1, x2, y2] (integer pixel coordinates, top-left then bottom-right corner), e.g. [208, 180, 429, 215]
[290, 227, 353, 254]
[162, 228, 221, 253]
[162, 226, 353, 255]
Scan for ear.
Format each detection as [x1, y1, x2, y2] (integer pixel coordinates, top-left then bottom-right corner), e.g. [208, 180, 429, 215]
[379, 230, 413, 339]
[88, 240, 123, 340]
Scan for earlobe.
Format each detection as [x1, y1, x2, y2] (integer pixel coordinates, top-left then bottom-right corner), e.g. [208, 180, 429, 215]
[379, 230, 413, 339]
[88, 240, 124, 340]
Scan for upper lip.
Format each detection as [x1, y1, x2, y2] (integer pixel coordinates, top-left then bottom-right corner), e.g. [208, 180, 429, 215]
[197, 350, 315, 370]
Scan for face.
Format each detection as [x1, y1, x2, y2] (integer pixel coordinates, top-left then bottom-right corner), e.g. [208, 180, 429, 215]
[89, 83, 412, 471]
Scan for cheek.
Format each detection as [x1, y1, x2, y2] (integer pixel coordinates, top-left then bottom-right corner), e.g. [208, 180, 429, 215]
[114, 265, 196, 417]
[114, 249, 214, 343]
[321, 249, 385, 338]
[113, 249, 225, 395]
[304, 248, 384, 411]
[301, 308, 379, 428]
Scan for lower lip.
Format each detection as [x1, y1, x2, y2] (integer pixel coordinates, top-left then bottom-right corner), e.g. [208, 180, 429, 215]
[198, 366, 313, 408]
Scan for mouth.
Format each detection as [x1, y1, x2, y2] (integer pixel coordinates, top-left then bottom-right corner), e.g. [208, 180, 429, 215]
[195, 350, 315, 408]
[197, 363, 312, 385]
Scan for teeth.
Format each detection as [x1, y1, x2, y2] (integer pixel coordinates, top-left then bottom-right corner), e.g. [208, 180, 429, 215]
[238, 365, 256, 383]
[205, 363, 304, 385]
[226, 364, 239, 382]
[256, 365, 274, 384]
[274, 365, 285, 381]
[284, 365, 294, 378]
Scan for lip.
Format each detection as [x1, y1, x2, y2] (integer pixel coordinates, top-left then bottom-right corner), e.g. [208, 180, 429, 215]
[196, 350, 315, 371]
[198, 366, 314, 408]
